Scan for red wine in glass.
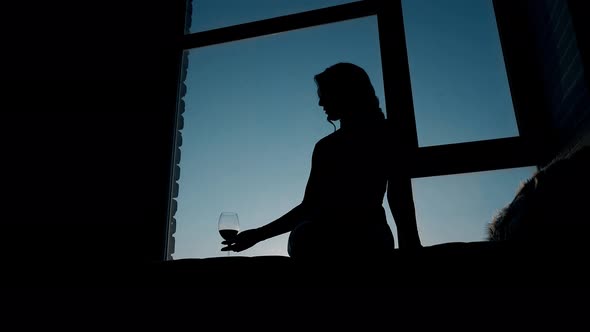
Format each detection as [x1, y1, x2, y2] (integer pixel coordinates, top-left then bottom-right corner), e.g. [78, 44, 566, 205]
[219, 229, 238, 241]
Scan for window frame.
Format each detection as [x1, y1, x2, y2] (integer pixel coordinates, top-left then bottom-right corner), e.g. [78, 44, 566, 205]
[165, 0, 542, 260]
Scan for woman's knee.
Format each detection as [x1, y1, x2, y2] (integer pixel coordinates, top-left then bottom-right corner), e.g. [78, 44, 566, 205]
[288, 221, 323, 258]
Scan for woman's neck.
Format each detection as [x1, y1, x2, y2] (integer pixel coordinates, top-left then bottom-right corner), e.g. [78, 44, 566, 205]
[340, 112, 384, 130]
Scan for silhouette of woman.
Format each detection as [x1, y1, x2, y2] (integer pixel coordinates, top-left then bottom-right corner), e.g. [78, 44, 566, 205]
[222, 62, 421, 260]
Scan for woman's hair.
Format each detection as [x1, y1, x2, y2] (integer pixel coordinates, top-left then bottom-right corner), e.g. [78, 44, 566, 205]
[314, 62, 384, 124]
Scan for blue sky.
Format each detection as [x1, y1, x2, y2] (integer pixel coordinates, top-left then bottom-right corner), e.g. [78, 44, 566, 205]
[172, 0, 536, 259]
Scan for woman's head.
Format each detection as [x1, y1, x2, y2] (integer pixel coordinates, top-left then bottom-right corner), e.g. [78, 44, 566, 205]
[314, 63, 383, 123]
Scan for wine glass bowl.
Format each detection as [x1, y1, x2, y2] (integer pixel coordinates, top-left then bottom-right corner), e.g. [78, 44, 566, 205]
[218, 212, 240, 255]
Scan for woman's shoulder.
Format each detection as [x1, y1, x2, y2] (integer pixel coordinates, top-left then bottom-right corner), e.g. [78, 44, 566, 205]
[316, 130, 343, 147]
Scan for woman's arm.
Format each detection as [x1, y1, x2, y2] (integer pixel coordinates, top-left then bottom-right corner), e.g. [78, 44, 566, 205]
[221, 204, 306, 252]
[257, 203, 306, 239]
[222, 141, 322, 253]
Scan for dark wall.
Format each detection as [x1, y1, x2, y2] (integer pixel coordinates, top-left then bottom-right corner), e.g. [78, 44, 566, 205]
[493, 0, 590, 163]
[3, 1, 185, 272]
[568, 0, 590, 94]
[530, 0, 590, 150]
[566, 0, 590, 148]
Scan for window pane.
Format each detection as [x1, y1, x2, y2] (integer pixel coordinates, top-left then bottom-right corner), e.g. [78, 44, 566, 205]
[402, 0, 518, 147]
[174, 17, 388, 258]
[411, 167, 537, 246]
[188, 0, 361, 33]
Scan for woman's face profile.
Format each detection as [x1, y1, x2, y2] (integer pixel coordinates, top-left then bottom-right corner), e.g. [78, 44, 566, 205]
[318, 87, 346, 121]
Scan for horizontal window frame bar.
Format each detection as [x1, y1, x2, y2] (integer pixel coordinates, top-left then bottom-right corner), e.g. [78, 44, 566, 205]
[410, 136, 542, 178]
[181, 1, 379, 49]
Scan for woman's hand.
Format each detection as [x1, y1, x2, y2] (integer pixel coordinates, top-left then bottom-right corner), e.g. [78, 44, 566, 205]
[221, 228, 263, 253]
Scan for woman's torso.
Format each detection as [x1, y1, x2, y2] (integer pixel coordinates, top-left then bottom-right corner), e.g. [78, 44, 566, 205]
[303, 120, 390, 226]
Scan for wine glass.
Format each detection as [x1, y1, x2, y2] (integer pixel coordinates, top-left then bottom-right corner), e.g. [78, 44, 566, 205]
[218, 212, 240, 256]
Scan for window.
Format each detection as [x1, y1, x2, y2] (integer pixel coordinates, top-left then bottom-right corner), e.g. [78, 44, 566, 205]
[172, 2, 387, 258]
[402, 0, 518, 147]
[167, 0, 542, 259]
[412, 167, 536, 245]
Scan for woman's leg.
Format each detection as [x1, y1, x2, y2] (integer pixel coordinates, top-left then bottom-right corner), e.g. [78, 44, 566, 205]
[288, 221, 327, 259]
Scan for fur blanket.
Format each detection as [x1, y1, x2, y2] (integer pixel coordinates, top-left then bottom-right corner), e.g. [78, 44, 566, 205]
[487, 145, 590, 248]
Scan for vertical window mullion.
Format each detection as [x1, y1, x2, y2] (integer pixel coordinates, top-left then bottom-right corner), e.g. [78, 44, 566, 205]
[377, 0, 421, 249]
[378, 0, 419, 151]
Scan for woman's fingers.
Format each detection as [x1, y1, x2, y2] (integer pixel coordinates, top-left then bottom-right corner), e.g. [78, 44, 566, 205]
[220, 230, 257, 252]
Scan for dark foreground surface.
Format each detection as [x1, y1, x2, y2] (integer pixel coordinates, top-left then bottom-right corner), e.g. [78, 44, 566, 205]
[5, 241, 589, 289]
[3, 241, 589, 329]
